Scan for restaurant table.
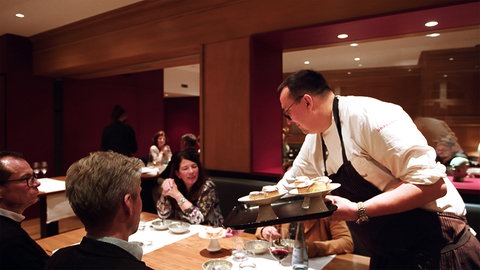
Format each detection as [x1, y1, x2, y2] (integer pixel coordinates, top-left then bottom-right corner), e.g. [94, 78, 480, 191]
[448, 176, 480, 203]
[37, 176, 75, 238]
[37, 212, 370, 270]
[141, 165, 168, 214]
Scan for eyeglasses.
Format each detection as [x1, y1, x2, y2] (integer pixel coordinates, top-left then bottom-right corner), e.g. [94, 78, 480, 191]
[0, 174, 38, 188]
[283, 96, 302, 121]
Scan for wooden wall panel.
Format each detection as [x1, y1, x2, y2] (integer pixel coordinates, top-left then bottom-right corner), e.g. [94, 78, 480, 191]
[30, 0, 463, 79]
[203, 38, 250, 172]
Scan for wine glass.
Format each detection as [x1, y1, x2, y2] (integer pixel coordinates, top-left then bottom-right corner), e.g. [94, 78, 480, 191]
[40, 161, 48, 177]
[32, 162, 40, 176]
[156, 197, 171, 223]
[268, 226, 292, 266]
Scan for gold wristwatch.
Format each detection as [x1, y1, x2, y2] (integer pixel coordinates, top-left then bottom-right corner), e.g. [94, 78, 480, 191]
[356, 202, 369, 224]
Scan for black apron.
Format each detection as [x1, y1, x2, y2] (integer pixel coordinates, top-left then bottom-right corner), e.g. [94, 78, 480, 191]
[326, 97, 478, 269]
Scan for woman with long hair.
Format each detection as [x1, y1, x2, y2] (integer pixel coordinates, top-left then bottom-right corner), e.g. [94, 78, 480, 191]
[157, 148, 223, 226]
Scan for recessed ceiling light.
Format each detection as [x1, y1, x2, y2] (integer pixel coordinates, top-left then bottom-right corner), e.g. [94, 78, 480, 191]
[350, 43, 359, 47]
[337, 34, 348, 39]
[449, 57, 454, 61]
[425, 21, 438, 27]
[15, 13, 25, 18]
[304, 60, 310, 65]
[426, 33, 440, 38]
[358, 64, 363, 67]
[354, 57, 360, 61]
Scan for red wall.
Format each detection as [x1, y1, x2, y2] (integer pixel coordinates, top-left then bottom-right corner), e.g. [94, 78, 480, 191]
[164, 97, 200, 153]
[1, 34, 54, 169]
[62, 71, 165, 172]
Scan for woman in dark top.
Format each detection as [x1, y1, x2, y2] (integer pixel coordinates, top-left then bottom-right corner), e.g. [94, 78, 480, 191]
[158, 148, 223, 226]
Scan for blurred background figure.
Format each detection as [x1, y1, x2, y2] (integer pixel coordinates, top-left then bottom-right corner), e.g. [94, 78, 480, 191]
[148, 130, 172, 167]
[414, 117, 458, 148]
[435, 134, 468, 167]
[435, 135, 470, 181]
[156, 148, 223, 226]
[100, 105, 138, 157]
[180, 133, 199, 151]
[0, 151, 49, 269]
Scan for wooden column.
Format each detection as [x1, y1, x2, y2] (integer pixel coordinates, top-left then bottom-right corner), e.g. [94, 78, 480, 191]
[202, 37, 283, 175]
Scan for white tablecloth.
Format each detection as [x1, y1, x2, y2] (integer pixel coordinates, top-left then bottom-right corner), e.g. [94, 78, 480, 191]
[129, 219, 204, 254]
[38, 178, 75, 223]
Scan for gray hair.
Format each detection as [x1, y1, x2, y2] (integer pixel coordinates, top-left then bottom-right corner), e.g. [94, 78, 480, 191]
[65, 151, 143, 228]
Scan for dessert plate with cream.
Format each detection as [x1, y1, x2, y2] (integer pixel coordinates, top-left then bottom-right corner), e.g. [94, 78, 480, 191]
[237, 185, 286, 222]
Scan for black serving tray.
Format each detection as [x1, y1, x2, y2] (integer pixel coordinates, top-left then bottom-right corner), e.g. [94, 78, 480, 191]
[223, 196, 337, 230]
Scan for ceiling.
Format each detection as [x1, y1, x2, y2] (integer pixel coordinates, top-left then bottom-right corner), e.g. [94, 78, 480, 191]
[1, 0, 479, 97]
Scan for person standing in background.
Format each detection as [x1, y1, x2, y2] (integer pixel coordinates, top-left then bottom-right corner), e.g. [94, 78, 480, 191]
[0, 151, 49, 269]
[148, 130, 172, 167]
[101, 105, 138, 157]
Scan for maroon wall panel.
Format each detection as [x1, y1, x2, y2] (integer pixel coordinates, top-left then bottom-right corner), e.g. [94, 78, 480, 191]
[164, 97, 200, 154]
[62, 70, 164, 172]
[1, 34, 54, 170]
[250, 38, 284, 175]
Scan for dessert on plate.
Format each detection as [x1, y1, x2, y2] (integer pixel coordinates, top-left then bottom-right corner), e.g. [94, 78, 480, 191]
[248, 185, 280, 200]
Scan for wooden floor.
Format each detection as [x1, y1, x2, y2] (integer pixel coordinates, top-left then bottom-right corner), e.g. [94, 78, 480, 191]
[22, 216, 84, 240]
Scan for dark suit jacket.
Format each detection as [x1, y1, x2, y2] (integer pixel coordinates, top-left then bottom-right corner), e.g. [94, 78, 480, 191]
[45, 237, 152, 270]
[0, 215, 49, 269]
[101, 120, 138, 156]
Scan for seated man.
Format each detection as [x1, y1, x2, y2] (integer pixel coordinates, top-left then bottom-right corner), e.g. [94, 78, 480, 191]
[256, 219, 354, 257]
[45, 151, 152, 270]
[0, 151, 50, 269]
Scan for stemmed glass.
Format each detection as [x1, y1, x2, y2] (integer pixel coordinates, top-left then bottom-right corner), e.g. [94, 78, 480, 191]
[156, 197, 171, 223]
[40, 161, 48, 177]
[268, 226, 292, 266]
[33, 162, 40, 176]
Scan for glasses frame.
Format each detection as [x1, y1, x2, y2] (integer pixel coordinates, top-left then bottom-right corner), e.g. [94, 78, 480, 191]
[0, 174, 38, 188]
[283, 95, 303, 121]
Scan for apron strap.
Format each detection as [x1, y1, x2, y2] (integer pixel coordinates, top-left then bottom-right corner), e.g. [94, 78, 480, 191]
[321, 96, 348, 175]
[332, 96, 348, 163]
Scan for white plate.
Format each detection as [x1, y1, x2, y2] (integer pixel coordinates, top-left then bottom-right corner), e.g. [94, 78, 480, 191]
[237, 191, 286, 205]
[168, 222, 190, 234]
[288, 183, 341, 197]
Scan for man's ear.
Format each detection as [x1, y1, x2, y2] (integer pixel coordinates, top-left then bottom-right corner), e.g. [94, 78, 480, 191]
[303, 94, 313, 108]
[123, 193, 133, 216]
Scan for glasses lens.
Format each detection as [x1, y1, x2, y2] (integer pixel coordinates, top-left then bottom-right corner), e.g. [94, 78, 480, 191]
[27, 175, 37, 187]
[283, 113, 292, 121]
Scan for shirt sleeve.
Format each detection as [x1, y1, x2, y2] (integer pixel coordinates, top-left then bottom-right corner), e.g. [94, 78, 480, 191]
[306, 220, 354, 257]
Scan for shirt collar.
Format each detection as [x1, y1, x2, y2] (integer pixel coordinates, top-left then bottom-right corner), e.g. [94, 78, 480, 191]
[87, 235, 143, 260]
[0, 208, 25, 222]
